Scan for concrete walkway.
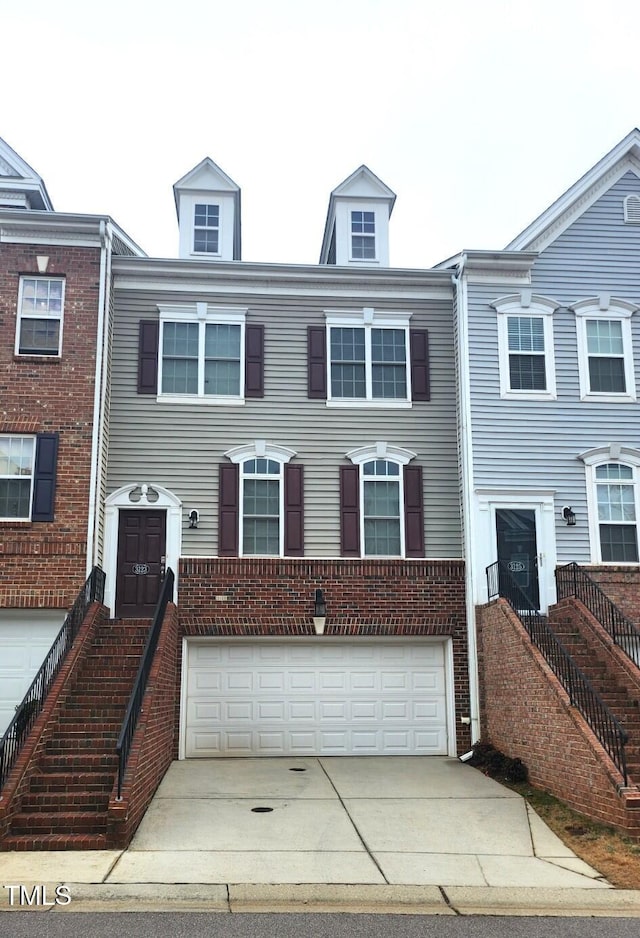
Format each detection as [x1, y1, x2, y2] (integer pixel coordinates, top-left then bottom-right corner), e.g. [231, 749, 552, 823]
[2, 757, 640, 915]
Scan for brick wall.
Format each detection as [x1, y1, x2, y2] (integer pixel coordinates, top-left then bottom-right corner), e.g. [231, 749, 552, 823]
[108, 603, 179, 847]
[0, 243, 102, 608]
[478, 599, 640, 837]
[178, 557, 470, 753]
[584, 566, 640, 628]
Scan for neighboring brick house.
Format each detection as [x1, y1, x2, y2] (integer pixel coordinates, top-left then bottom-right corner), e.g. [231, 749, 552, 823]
[0, 137, 143, 733]
[105, 159, 471, 758]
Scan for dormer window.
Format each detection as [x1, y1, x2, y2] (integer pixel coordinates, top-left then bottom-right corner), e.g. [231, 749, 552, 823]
[193, 203, 220, 254]
[351, 211, 376, 260]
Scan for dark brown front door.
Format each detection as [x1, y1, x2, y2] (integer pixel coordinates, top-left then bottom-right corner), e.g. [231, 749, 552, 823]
[116, 510, 166, 618]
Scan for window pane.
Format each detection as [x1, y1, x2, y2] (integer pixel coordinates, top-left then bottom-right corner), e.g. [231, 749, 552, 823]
[509, 354, 546, 390]
[331, 328, 365, 362]
[351, 211, 375, 233]
[243, 479, 279, 517]
[597, 483, 636, 522]
[194, 230, 219, 253]
[600, 524, 639, 562]
[364, 519, 401, 556]
[204, 360, 240, 395]
[163, 322, 198, 358]
[243, 518, 279, 555]
[364, 480, 400, 518]
[331, 363, 366, 398]
[19, 319, 60, 355]
[0, 479, 31, 518]
[372, 364, 407, 399]
[371, 329, 405, 363]
[205, 323, 240, 360]
[507, 317, 545, 352]
[0, 436, 34, 476]
[351, 236, 375, 259]
[162, 359, 198, 394]
[596, 464, 633, 481]
[588, 357, 626, 393]
[586, 320, 623, 355]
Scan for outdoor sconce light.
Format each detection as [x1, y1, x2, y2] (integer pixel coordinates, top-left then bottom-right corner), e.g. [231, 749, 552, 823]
[562, 506, 577, 526]
[313, 588, 327, 635]
[188, 509, 199, 529]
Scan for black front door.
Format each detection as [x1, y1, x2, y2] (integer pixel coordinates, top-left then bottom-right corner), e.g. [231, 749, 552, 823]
[495, 508, 539, 609]
[115, 510, 166, 618]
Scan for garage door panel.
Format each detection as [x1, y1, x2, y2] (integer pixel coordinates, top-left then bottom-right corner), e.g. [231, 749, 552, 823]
[184, 640, 449, 758]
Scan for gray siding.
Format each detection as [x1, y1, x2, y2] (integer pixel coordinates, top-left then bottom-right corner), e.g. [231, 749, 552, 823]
[108, 286, 462, 558]
[467, 172, 640, 563]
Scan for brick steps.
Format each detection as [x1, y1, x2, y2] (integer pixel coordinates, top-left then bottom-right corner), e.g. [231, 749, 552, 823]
[2, 616, 151, 847]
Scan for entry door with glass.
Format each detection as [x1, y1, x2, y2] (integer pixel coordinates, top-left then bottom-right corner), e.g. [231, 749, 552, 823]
[495, 508, 540, 610]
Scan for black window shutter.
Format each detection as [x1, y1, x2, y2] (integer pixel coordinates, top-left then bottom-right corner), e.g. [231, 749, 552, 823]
[138, 320, 159, 394]
[245, 324, 264, 398]
[284, 464, 304, 556]
[308, 326, 327, 399]
[340, 465, 360, 557]
[32, 433, 59, 522]
[410, 329, 430, 402]
[218, 464, 239, 556]
[404, 465, 424, 557]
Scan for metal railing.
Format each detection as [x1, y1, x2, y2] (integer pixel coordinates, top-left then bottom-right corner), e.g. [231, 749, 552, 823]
[0, 567, 106, 791]
[556, 562, 640, 669]
[116, 568, 174, 800]
[487, 560, 629, 785]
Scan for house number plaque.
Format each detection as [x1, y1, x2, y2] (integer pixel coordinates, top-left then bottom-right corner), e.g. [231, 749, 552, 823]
[508, 560, 526, 573]
[132, 563, 150, 575]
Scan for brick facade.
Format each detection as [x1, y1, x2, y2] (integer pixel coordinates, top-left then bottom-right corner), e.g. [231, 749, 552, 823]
[0, 242, 102, 608]
[478, 599, 640, 837]
[178, 557, 470, 753]
[583, 566, 640, 628]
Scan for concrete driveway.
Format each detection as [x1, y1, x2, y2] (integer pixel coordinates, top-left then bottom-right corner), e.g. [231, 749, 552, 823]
[103, 756, 609, 888]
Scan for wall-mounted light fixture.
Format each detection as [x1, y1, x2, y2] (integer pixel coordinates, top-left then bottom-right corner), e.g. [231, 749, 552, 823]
[313, 588, 327, 635]
[562, 506, 576, 526]
[188, 509, 199, 529]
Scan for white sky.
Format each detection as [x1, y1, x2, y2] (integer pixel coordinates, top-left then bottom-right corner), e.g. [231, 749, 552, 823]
[3, 0, 640, 266]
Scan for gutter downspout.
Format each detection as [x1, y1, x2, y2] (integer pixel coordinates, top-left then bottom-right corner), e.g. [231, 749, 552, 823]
[85, 219, 111, 575]
[452, 256, 481, 744]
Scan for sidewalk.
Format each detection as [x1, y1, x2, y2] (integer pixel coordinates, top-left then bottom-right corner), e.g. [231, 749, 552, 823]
[2, 757, 640, 915]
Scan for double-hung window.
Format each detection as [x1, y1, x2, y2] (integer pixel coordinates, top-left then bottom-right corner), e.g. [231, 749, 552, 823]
[492, 294, 558, 400]
[582, 448, 640, 563]
[16, 277, 64, 356]
[573, 298, 637, 402]
[362, 459, 402, 556]
[193, 203, 220, 254]
[0, 436, 35, 519]
[326, 309, 411, 405]
[241, 458, 282, 556]
[351, 211, 376, 260]
[158, 304, 245, 401]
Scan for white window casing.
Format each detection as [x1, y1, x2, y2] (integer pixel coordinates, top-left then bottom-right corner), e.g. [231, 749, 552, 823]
[571, 296, 638, 403]
[0, 435, 36, 521]
[15, 276, 65, 357]
[491, 293, 559, 401]
[347, 442, 416, 559]
[580, 446, 640, 564]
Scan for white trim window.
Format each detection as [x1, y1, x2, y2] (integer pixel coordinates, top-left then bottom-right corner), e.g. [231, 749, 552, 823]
[351, 210, 376, 260]
[572, 297, 637, 402]
[16, 277, 65, 356]
[582, 447, 640, 563]
[0, 435, 35, 520]
[347, 443, 416, 558]
[225, 442, 297, 557]
[326, 308, 411, 406]
[491, 293, 558, 400]
[158, 303, 246, 402]
[193, 203, 220, 255]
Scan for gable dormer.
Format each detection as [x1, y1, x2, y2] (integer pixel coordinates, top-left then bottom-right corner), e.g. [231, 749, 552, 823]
[319, 165, 395, 267]
[173, 158, 241, 261]
[0, 136, 53, 211]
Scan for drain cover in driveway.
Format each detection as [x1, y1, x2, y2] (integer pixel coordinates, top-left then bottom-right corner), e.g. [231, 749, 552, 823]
[289, 767, 307, 772]
[251, 806, 274, 813]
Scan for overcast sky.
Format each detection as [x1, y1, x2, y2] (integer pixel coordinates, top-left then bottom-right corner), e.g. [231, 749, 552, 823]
[3, 0, 640, 266]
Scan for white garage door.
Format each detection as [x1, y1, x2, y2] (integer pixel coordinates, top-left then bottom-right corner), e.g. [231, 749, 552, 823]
[0, 611, 64, 735]
[184, 640, 449, 757]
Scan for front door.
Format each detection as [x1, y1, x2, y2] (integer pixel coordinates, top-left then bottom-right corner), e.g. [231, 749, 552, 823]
[116, 510, 166, 618]
[495, 508, 539, 610]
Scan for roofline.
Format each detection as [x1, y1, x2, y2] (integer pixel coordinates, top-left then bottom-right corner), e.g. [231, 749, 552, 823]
[0, 209, 145, 255]
[112, 255, 454, 295]
[0, 136, 54, 211]
[506, 128, 640, 251]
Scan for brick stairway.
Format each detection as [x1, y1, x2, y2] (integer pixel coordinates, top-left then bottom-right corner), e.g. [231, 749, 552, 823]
[2, 619, 150, 850]
[550, 607, 640, 785]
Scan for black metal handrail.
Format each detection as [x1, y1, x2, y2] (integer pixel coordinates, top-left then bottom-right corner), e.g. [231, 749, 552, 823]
[487, 560, 628, 785]
[556, 562, 640, 669]
[116, 568, 174, 799]
[0, 567, 106, 791]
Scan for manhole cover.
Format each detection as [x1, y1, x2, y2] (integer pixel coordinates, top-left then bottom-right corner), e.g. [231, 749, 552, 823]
[251, 806, 274, 813]
[289, 767, 306, 772]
